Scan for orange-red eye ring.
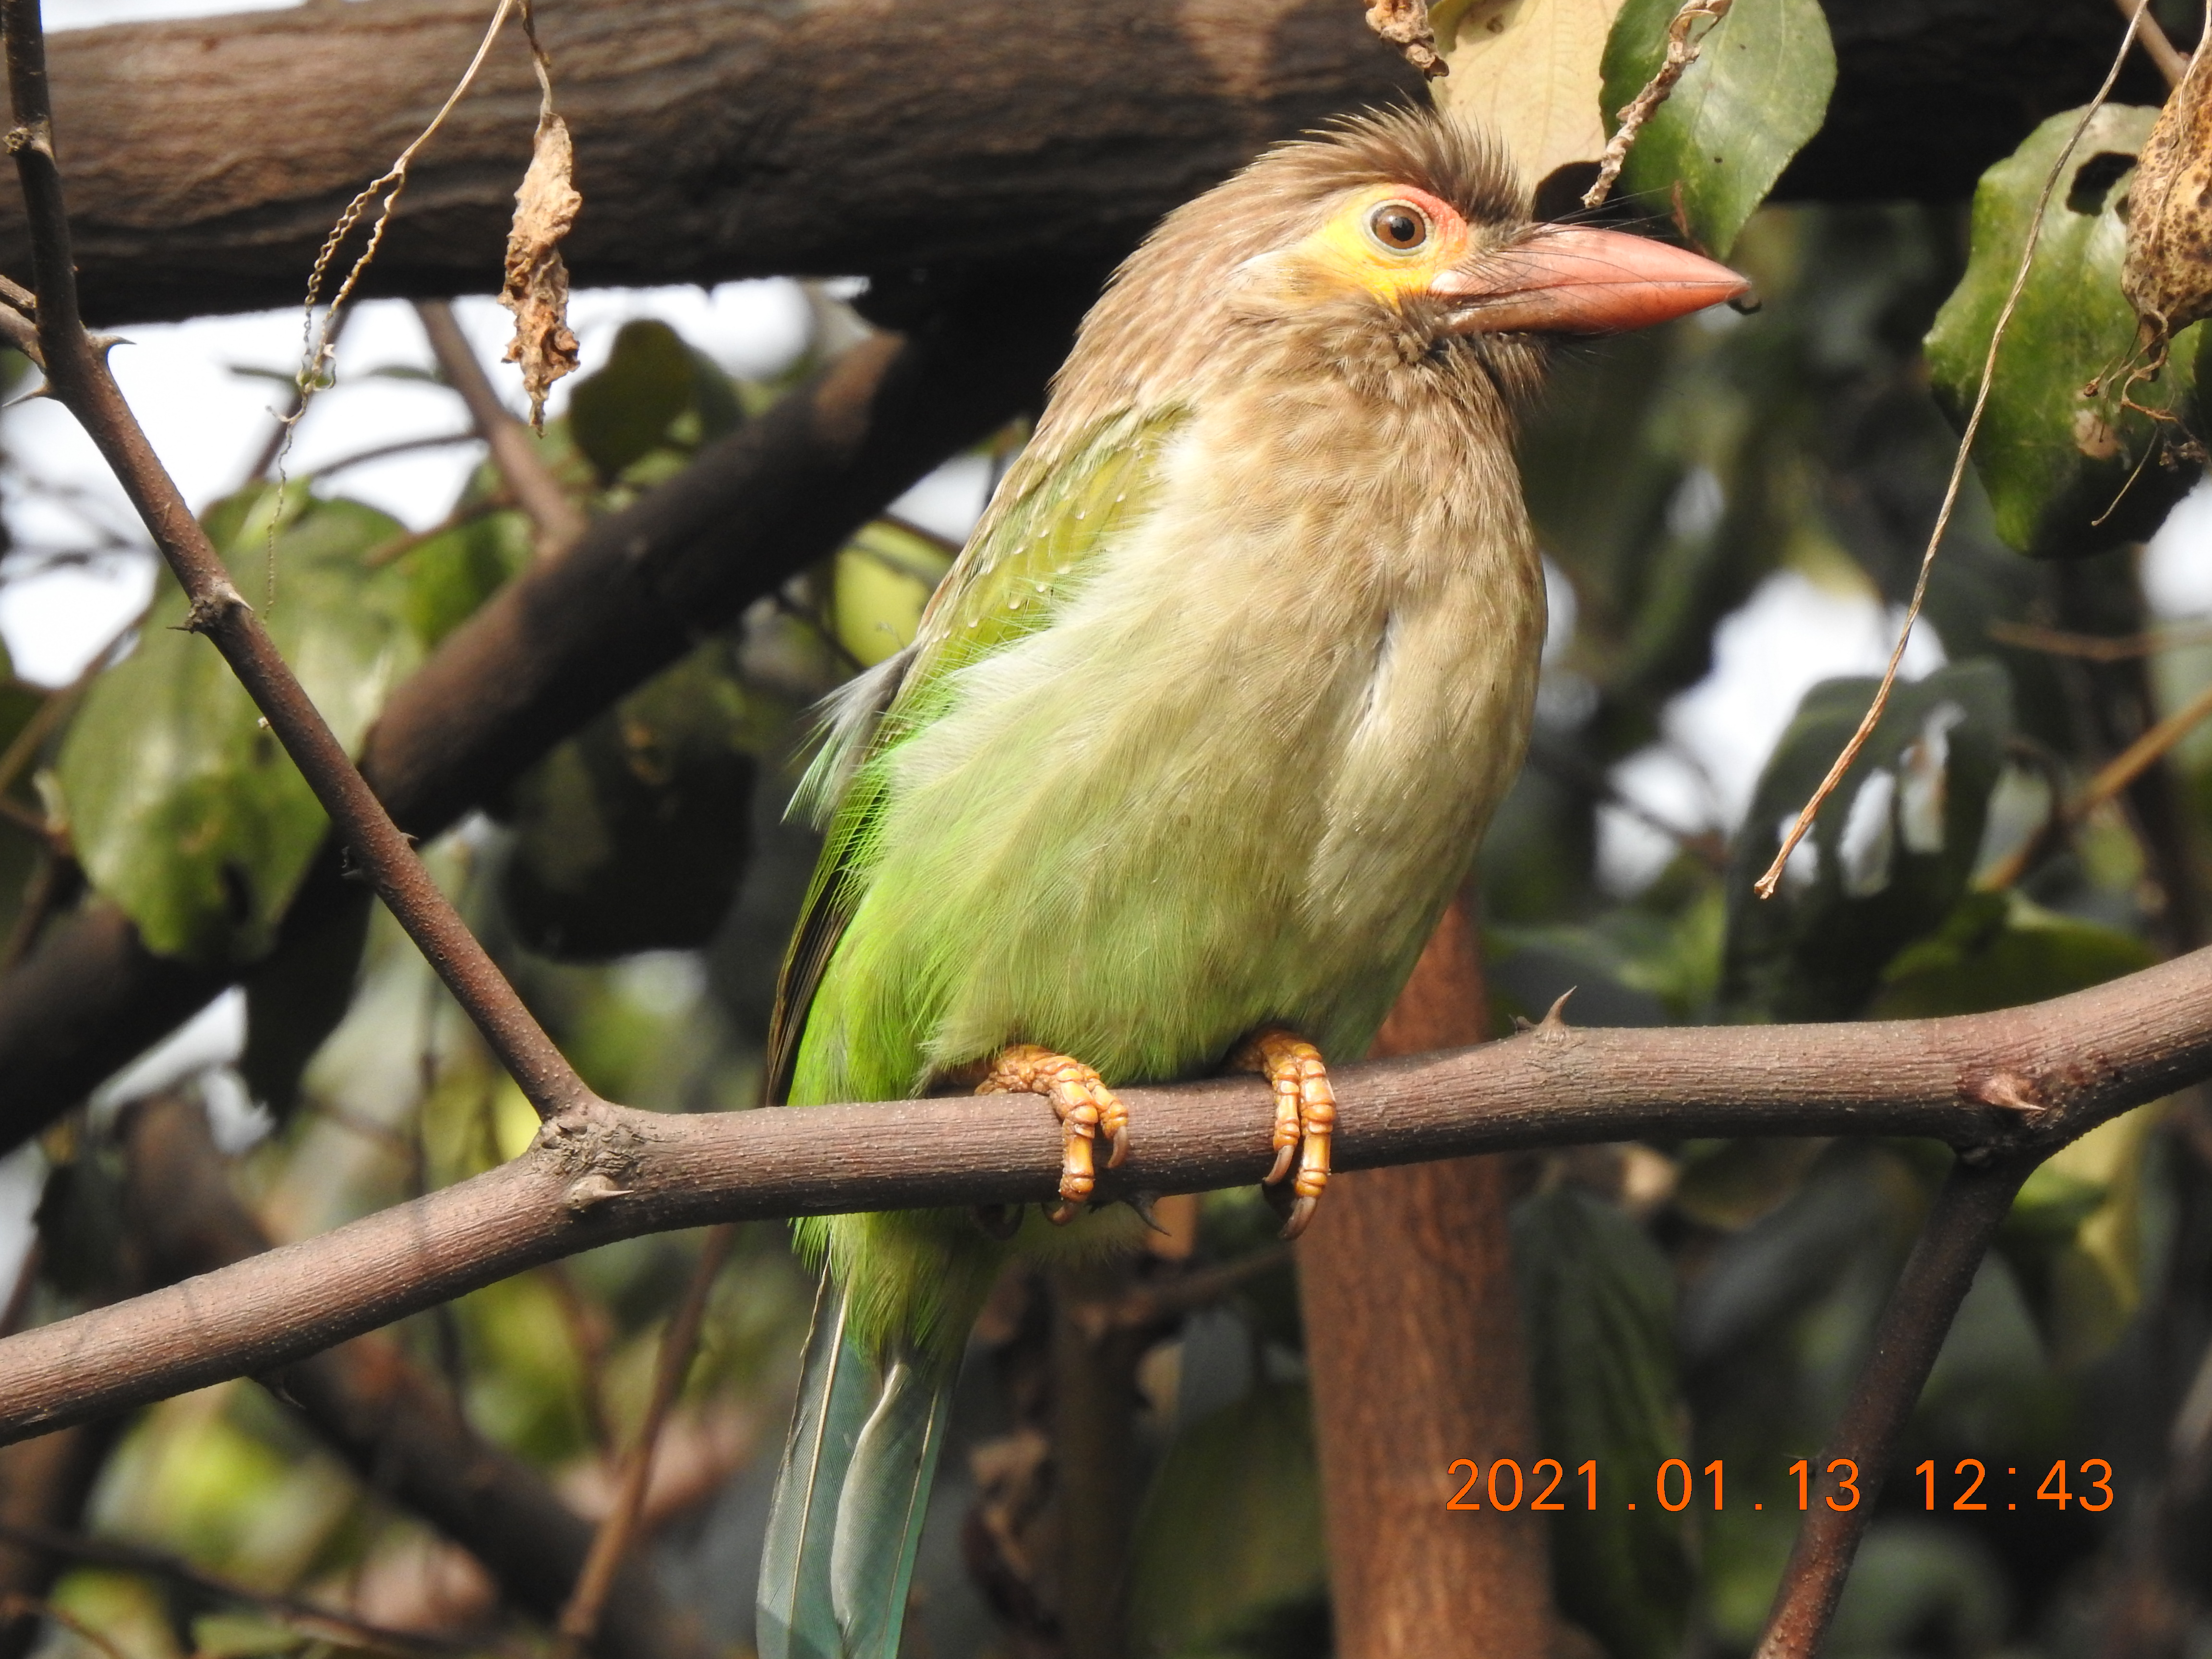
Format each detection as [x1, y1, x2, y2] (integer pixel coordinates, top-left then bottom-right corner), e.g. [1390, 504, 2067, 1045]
[1365, 201, 1432, 254]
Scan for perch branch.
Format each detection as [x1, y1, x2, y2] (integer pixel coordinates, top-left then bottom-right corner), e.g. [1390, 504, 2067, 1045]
[1, 0, 592, 1118]
[0, 947, 2208, 1445]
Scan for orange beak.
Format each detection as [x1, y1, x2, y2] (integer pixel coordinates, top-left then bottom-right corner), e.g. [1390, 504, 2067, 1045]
[1431, 225, 1750, 335]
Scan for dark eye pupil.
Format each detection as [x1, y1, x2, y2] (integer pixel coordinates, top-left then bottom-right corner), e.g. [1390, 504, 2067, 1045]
[1384, 213, 1418, 245]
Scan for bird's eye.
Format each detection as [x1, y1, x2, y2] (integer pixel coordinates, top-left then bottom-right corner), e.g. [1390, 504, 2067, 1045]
[1366, 201, 1431, 253]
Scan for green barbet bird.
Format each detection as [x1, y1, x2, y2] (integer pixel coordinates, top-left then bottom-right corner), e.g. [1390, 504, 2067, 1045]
[757, 107, 1744, 1659]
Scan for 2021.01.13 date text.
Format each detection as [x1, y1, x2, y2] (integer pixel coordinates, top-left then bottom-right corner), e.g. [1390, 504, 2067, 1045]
[1444, 1458, 2115, 1514]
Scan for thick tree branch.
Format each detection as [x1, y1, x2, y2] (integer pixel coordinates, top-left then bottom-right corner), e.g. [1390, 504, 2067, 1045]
[2, 0, 589, 1120]
[0, 0, 2168, 326]
[0, 949, 2205, 1447]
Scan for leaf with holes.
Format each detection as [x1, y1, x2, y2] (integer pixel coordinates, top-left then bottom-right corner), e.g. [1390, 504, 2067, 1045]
[1721, 660, 2011, 1022]
[54, 488, 422, 965]
[1926, 104, 2206, 558]
[1515, 1184, 1693, 1659]
[1600, 0, 1836, 258]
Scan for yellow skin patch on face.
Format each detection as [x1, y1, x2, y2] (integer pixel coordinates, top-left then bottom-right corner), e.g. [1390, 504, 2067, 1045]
[1298, 184, 1473, 305]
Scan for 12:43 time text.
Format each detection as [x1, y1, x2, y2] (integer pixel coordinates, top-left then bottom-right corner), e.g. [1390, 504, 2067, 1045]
[1443, 1458, 2114, 1513]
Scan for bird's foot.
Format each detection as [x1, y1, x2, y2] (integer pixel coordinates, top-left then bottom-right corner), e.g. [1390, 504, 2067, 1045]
[972, 1044, 1127, 1224]
[1231, 1028, 1334, 1240]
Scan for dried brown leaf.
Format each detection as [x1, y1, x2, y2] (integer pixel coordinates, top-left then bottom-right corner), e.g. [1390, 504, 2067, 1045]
[1366, 0, 1447, 78]
[500, 112, 582, 432]
[2123, 40, 2212, 356]
[1431, 0, 1629, 191]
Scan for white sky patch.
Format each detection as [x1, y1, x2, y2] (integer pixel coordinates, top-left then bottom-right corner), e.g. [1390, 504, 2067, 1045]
[1598, 570, 1948, 895]
[49, 0, 294, 24]
[0, 282, 818, 684]
[2145, 477, 2212, 619]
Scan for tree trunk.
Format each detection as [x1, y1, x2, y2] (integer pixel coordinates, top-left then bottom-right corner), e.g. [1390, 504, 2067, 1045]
[1298, 892, 1553, 1659]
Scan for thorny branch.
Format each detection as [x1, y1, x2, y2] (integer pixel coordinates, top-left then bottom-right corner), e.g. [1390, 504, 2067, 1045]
[1584, 0, 1733, 211]
[1753, 0, 2154, 901]
[0, 946, 2209, 1445]
[0, 0, 594, 1118]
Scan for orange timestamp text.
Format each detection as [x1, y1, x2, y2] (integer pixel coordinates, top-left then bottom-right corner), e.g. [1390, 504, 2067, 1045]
[1444, 1458, 2114, 1515]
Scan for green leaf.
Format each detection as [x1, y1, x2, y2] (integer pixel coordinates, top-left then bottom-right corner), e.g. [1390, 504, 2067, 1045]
[397, 505, 532, 649]
[1925, 104, 2204, 558]
[832, 521, 955, 669]
[1870, 889, 2155, 1019]
[1514, 1186, 1693, 1659]
[1721, 660, 2012, 1022]
[499, 641, 758, 960]
[1600, 0, 1837, 258]
[1129, 1383, 1328, 1658]
[53, 487, 422, 965]
[567, 320, 743, 484]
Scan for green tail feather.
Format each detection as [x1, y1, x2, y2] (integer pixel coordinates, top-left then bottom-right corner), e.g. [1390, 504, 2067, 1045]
[757, 1276, 957, 1659]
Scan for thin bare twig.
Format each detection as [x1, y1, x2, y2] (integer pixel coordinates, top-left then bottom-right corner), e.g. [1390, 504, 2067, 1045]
[0, 1592, 127, 1659]
[1983, 675, 2212, 890]
[0, 599, 145, 808]
[0, 847, 60, 974]
[303, 428, 484, 480]
[2113, 0, 2191, 87]
[0, 1520, 470, 1659]
[553, 1222, 733, 1657]
[1988, 618, 2212, 661]
[0, 0, 593, 1119]
[1752, 1154, 2039, 1659]
[414, 299, 585, 556]
[1584, 0, 1733, 210]
[1755, 0, 2153, 900]
[365, 490, 515, 570]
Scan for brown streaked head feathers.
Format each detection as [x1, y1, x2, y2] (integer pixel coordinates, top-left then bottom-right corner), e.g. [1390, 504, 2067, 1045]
[1041, 107, 1542, 434]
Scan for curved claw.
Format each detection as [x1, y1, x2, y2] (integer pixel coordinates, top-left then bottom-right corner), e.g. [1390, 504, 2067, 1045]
[1107, 1123, 1130, 1169]
[1281, 1192, 1321, 1241]
[1047, 1198, 1084, 1226]
[1264, 1142, 1297, 1186]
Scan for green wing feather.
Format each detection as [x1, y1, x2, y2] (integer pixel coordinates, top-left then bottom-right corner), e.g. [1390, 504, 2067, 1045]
[756, 406, 1187, 1659]
[763, 405, 1188, 1106]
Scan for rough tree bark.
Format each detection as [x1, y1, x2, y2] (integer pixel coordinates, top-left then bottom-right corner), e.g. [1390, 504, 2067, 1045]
[11, 0, 2172, 326]
[1299, 894, 1551, 1659]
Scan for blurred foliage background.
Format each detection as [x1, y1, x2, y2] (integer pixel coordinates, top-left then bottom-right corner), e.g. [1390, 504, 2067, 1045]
[10, 20, 2212, 1659]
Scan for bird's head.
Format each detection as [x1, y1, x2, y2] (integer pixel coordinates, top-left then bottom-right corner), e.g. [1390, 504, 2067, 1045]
[1050, 107, 1748, 421]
